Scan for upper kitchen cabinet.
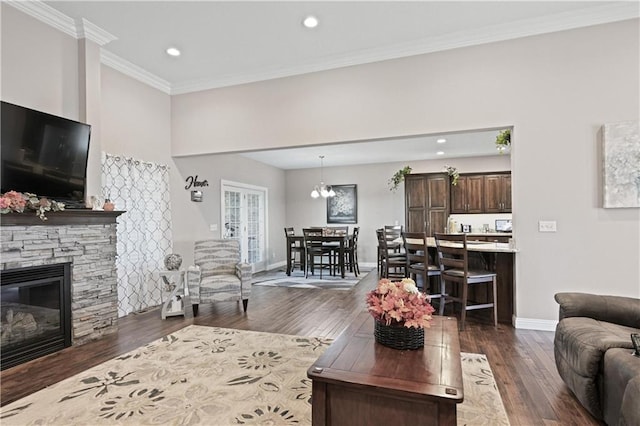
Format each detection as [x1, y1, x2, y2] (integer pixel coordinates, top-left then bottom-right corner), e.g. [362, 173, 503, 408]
[484, 173, 512, 213]
[450, 172, 512, 214]
[405, 173, 450, 236]
[450, 175, 484, 214]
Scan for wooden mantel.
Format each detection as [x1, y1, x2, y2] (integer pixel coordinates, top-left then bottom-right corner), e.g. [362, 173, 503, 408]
[0, 210, 125, 226]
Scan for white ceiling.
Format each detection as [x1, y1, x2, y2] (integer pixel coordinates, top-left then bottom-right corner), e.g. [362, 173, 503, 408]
[41, 1, 636, 94]
[21, 1, 637, 169]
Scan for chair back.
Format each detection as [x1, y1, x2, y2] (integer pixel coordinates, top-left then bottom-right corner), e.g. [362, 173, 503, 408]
[194, 239, 240, 276]
[284, 227, 301, 248]
[384, 225, 403, 245]
[434, 233, 468, 280]
[402, 231, 432, 270]
[302, 228, 325, 250]
[377, 228, 390, 252]
[351, 226, 360, 248]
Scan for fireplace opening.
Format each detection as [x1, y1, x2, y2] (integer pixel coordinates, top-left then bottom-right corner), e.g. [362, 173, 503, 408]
[1, 263, 72, 370]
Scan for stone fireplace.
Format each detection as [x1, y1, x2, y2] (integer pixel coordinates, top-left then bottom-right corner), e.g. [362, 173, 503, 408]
[1, 210, 123, 367]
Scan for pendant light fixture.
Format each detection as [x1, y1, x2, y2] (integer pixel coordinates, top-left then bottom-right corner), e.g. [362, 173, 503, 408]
[310, 155, 336, 199]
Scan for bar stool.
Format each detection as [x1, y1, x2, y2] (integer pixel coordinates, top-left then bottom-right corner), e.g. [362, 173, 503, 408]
[402, 231, 442, 305]
[434, 233, 497, 330]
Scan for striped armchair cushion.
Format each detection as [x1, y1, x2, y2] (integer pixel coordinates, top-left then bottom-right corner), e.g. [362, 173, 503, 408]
[194, 239, 240, 275]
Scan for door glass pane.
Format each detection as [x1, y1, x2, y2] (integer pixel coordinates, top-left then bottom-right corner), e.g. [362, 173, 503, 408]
[222, 183, 267, 271]
[246, 193, 261, 264]
[224, 191, 241, 241]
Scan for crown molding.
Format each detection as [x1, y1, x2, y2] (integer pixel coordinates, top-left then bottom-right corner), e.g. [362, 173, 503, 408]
[100, 50, 171, 94]
[77, 18, 117, 46]
[171, 2, 640, 94]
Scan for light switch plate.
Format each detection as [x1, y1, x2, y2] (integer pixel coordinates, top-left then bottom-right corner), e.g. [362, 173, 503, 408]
[209, 224, 218, 232]
[539, 221, 557, 232]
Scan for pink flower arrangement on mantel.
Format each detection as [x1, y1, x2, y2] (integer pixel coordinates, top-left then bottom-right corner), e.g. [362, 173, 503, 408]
[0, 191, 65, 221]
[366, 278, 436, 329]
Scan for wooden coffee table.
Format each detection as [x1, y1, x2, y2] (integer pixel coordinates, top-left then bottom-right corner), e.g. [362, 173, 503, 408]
[307, 312, 463, 425]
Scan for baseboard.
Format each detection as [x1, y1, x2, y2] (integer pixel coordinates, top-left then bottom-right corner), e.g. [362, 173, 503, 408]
[513, 316, 558, 331]
[266, 261, 286, 271]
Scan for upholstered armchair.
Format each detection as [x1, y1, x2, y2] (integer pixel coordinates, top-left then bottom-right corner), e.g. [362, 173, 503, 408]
[187, 239, 252, 316]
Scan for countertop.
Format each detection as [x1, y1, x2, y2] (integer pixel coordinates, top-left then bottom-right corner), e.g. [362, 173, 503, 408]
[450, 232, 512, 237]
[426, 237, 517, 253]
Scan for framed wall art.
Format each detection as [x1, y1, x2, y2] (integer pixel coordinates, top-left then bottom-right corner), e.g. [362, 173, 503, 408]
[327, 184, 357, 224]
[602, 120, 639, 208]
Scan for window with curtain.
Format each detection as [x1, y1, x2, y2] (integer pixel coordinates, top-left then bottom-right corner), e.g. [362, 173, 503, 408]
[102, 152, 172, 317]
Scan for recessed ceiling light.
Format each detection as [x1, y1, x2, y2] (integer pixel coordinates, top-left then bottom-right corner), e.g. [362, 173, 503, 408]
[437, 151, 445, 156]
[437, 138, 447, 144]
[303, 15, 319, 28]
[166, 47, 181, 57]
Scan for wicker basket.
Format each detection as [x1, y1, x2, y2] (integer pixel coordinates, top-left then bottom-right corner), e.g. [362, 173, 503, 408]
[374, 320, 424, 350]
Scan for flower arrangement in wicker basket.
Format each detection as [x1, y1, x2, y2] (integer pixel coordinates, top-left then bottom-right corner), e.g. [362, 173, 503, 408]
[366, 278, 435, 350]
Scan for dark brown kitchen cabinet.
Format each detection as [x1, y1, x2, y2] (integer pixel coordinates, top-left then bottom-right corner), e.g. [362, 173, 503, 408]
[450, 175, 484, 213]
[405, 173, 450, 236]
[484, 174, 512, 213]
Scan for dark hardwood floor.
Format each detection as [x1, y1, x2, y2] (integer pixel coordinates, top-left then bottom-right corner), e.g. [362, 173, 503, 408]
[0, 269, 602, 425]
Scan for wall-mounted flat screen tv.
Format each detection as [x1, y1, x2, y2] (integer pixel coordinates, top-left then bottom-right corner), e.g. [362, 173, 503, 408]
[1, 101, 91, 207]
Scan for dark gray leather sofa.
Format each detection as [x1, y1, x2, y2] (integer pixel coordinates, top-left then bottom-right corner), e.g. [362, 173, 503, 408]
[554, 292, 640, 425]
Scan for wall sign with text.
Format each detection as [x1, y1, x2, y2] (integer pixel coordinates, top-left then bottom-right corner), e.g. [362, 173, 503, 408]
[185, 175, 209, 190]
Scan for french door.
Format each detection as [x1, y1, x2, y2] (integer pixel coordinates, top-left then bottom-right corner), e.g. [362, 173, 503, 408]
[221, 180, 267, 272]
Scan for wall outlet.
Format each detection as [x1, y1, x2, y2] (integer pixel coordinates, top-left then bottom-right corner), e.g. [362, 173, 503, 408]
[209, 224, 218, 232]
[538, 221, 557, 232]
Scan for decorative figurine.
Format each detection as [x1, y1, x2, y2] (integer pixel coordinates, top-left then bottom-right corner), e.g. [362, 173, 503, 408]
[164, 253, 183, 270]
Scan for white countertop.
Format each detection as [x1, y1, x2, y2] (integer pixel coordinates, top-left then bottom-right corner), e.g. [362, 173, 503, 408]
[425, 237, 517, 253]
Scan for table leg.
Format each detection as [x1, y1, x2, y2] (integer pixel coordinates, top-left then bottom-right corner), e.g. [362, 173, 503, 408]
[286, 239, 292, 276]
[340, 240, 346, 278]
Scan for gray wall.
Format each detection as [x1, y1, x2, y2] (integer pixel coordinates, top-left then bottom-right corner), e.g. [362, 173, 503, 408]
[172, 153, 287, 268]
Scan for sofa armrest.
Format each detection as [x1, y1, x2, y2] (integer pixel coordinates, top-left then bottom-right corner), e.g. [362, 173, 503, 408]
[186, 265, 201, 300]
[555, 292, 640, 329]
[236, 263, 252, 300]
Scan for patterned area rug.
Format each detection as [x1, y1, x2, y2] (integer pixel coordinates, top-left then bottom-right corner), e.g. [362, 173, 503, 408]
[252, 268, 372, 291]
[0, 326, 509, 425]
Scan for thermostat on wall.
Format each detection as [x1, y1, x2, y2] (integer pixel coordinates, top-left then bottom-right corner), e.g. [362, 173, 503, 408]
[191, 190, 203, 202]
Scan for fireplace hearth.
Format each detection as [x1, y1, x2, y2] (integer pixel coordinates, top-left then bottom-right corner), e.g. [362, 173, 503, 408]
[1, 263, 72, 370]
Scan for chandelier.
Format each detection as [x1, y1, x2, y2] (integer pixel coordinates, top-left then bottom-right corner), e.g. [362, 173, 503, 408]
[310, 155, 335, 198]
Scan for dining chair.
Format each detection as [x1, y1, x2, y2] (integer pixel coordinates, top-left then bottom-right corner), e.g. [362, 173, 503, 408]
[384, 225, 403, 254]
[344, 226, 360, 276]
[377, 227, 404, 273]
[284, 227, 305, 274]
[324, 226, 349, 274]
[302, 228, 334, 279]
[434, 233, 497, 330]
[377, 228, 406, 279]
[402, 231, 442, 304]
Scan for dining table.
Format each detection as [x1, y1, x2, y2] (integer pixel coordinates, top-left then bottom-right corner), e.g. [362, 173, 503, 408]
[286, 233, 353, 279]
